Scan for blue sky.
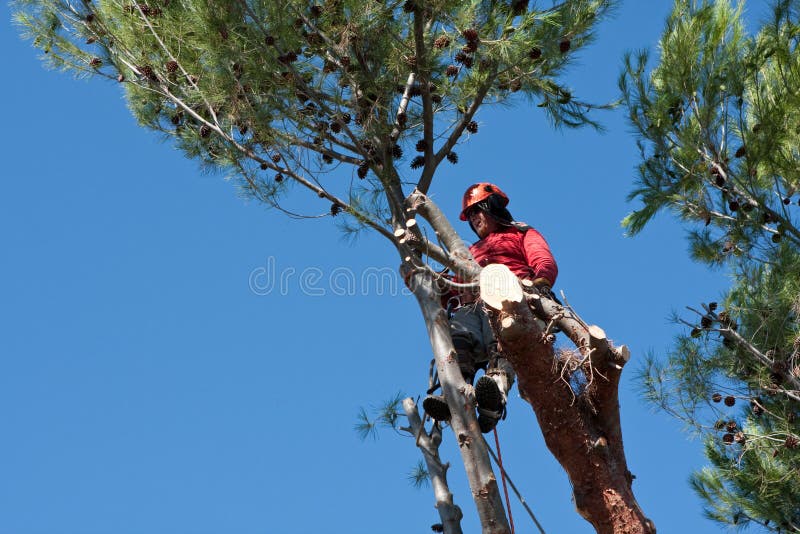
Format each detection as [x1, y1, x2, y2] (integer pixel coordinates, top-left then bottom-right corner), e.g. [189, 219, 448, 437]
[1, 2, 766, 533]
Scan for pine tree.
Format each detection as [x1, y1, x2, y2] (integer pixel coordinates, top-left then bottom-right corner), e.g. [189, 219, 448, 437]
[14, 0, 656, 531]
[621, 0, 800, 530]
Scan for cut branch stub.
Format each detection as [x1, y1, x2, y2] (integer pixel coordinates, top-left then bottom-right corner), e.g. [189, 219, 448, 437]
[479, 264, 523, 312]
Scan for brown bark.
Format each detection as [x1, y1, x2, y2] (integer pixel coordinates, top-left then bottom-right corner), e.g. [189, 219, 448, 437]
[481, 265, 656, 534]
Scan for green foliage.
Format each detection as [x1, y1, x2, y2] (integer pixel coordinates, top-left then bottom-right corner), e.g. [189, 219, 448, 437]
[407, 459, 430, 489]
[354, 391, 405, 441]
[624, 1, 800, 530]
[14, 0, 616, 233]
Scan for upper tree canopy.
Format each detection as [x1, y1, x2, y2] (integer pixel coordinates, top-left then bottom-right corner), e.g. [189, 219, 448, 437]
[621, 1, 800, 530]
[15, 0, 613, 244]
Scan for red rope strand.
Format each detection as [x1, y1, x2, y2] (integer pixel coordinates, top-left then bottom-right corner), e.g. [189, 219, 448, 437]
[494, 427, 515, 534]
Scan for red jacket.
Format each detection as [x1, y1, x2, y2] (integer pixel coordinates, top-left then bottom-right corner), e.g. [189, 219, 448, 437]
[470, 223, 558, 286]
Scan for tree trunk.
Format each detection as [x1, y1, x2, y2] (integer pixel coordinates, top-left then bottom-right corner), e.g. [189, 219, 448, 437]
[405, 267, 511, 534]
[402, 397, 464, 534]
[481, 265, 656, 534]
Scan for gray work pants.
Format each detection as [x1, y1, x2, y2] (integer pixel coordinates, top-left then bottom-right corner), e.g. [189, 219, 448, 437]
[449, 303, 515, 386]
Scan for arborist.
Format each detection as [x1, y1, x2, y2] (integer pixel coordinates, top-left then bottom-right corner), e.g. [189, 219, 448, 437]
[424, 182, 558, 433]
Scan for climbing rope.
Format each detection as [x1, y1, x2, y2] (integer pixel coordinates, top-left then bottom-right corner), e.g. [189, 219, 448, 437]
[493, 428, 515, 534]
[484, 435, 547, 534]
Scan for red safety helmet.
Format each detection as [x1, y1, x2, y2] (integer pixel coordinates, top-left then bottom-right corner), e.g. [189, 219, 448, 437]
[459, 182, 509, 220]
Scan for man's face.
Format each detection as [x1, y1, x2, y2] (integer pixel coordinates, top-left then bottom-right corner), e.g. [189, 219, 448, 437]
[468, 208, 498, 239]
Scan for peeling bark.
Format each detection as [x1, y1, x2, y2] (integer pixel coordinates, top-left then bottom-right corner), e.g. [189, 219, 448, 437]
[481, 265, 656, 534]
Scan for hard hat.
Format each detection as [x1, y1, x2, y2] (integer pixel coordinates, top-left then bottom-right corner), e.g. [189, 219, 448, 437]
[459, 183, 509, 221]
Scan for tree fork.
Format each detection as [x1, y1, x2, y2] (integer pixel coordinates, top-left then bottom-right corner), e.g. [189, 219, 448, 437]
[480, 265, 655, 534]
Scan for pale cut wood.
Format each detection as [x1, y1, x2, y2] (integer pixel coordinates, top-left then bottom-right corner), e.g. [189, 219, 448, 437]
[479, 264, 524, 312]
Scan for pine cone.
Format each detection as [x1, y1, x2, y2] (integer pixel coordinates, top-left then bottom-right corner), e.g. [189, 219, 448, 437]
[392, 144, 403, 158]
[559, 39, 571, 53]
[511, 0, 529, 14]
[711, 393, 722, 403]
[166, 60, 179, 73]
[446, 65, 459, 77]
[357, 162, 369, 179]
[415, 139, 427, 152]
[724, 396, 736, 407]
[466, 121, 478, 134]
[410, 156, 425, 169]
[462, 28, 479, 42]
[446, 151, 458, 164]
[199, 124, 211, 138]
[139, 65, 157, 81]
[275, 173, 283, 182]
[735, 146, 746, 158]
[529, 47, 542, 60]
[434, 35, 450, 49]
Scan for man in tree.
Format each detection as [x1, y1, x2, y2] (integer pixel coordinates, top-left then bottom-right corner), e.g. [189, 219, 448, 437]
[15, 0, 662, 529]
[423, 182, 558, 433]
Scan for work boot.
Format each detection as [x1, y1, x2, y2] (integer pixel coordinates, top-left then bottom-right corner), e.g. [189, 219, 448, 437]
[422, 394, 451, 422]
[475, 374, 506, 433]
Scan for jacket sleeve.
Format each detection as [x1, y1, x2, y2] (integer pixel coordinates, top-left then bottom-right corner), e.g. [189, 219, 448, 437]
[522, 228, 558, 286]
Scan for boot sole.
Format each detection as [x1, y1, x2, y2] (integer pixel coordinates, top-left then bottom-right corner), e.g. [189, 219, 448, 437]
[475, 376, 503, 433]
[422, 395, 451, 422]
